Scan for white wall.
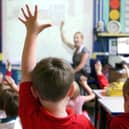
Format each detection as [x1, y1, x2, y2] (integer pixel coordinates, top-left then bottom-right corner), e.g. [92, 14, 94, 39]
[2, 0, 93, 64]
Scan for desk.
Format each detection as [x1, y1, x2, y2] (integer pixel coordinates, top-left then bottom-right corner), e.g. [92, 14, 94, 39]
[93, 89, 124, 129]
[98, 97, 124, 129]
[93, 89, 107, 99]
[93, 89, 108, 127]
[98, 97, 124, 115]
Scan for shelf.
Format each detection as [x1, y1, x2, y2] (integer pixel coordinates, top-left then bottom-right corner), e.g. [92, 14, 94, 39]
[97, 32, 129, 37]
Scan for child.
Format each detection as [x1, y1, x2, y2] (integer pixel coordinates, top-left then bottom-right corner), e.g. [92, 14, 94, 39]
[0, 60, 12, 84]
[67, 76, 95, 114]
[5, 60, 12, 77]
[94, 60, 109, 89]
[0, 84, 6, 119]
[95, 61, 129, 89]
[18, 5, 95, 129]
[3, 76, 19, 93]
[0, 88, 18, 129]
[109, 78, 129, 129]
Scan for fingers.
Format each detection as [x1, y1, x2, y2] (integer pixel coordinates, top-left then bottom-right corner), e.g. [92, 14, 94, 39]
[21, 7, 29, 19]
[39, 24, 52, 33]
[18, 17, 26, 24]
[43, 24, 52, 28]
[18, 6, 29, 24]
[26, 4, 32, 17]
[18, 4, 37, 23]
[34, 5, 38, 19]
[4, 76, 14, 85]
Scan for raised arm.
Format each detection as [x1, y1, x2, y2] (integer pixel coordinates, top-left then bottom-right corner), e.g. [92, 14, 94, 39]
[79, 76, 95, 102]
[5, 60, 12, 76]
[95, 60, 109, 88]
[18, 5, 51, 82]
[60, 21, 74, 49]
[3, 75, 19, 93]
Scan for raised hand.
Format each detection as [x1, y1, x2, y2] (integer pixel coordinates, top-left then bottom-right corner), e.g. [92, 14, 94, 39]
[60, 21, 64, 31]
[18, 4, 51, 35]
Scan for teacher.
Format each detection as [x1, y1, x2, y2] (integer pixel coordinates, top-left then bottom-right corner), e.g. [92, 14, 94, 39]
[60, 22, 91, 86]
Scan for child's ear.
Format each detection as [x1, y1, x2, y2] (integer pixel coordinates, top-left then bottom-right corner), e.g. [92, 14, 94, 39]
[30, 86, 39, 99]
[124, 94, 129, 102]
[67, 83, 74, 97]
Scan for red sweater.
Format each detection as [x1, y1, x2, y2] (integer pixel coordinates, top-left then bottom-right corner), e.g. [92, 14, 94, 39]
[5, 70, 12, 76]
[109, 113, 129, 129]
[97, 74, 109, 89]
[19, 82, 95, 129]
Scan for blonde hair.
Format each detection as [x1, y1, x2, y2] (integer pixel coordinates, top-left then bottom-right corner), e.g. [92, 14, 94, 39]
[71, 82, 80, 99]
[74, 32, 84, 39]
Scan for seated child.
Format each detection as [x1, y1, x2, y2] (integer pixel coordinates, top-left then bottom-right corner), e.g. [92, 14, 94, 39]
[3, 76, 19, 93]
[67, 76, 95, 115]
[0, 60, 12, 85]
[0, 84, 6, 119]
[109, 78, 129, 129]
[18, 4, 95, 129]
[95, 60, 129, 96]
[0, 88, 18, 129]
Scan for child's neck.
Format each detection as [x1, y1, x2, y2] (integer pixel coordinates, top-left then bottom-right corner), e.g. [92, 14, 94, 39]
[40, 97, 69, 117]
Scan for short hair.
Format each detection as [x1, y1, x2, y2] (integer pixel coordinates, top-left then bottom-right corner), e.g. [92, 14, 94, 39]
[31, 57, 74, 102]
[0, 84, 4, 109]
[74, 32, 84, 39]
[2, 89, 18, 117]
[0, 84, 10, 109]
[123, 78, 129, 96]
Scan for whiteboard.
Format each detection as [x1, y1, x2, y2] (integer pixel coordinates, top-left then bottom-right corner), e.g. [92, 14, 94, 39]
[2, 0, 93, 64]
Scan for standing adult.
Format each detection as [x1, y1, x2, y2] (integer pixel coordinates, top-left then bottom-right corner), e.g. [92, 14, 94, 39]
[60, 22, 91, 90]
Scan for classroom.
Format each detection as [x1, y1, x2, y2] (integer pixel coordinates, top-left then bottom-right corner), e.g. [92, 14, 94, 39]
[0, 0, 129, 129]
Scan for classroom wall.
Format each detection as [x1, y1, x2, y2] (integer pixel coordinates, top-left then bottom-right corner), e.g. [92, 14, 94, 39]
[2, 0, 93, 64]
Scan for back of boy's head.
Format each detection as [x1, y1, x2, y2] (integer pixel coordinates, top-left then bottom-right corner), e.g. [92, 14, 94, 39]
[123, 78, 129, 96]
[2, 89, 18, 117]
[31, 57, 74, 102]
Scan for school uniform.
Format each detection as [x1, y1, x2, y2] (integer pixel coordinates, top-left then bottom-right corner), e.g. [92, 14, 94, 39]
[109, 113, 129, 129]
[96, 74, 109, 89]
[68, 95, 89, 115]
[19, 82, 95, 129]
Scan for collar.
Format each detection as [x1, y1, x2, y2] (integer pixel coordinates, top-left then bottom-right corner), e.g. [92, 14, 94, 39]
[40, 106, 74, 122]
[77, 45, 84, 53]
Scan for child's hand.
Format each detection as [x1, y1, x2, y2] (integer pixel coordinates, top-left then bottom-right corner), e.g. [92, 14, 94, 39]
[3, 75, 15, 87]
[18, 5, 51, 35]
[6, 60, 12, 71]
